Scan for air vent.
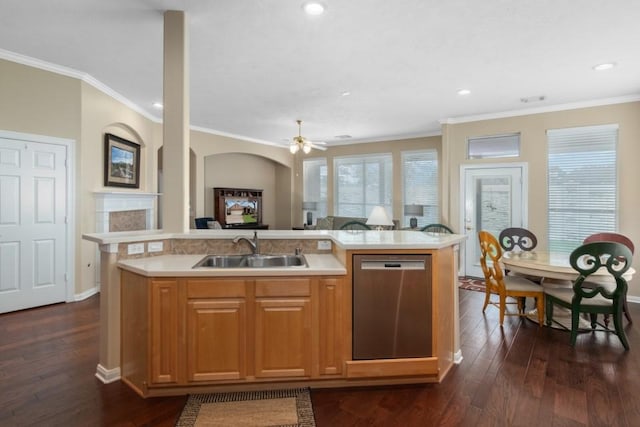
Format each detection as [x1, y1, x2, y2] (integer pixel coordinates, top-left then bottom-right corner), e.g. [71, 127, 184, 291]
[520, 95, 546, 103]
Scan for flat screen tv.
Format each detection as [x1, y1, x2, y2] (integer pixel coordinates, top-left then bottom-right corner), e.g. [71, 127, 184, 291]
[224, 197, 258, 224]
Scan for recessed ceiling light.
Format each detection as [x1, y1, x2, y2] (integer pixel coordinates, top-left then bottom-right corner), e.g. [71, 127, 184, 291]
[152, 101, 163, 109]
[341, 91, 351, 97]
[593, 62, 616, 71]
[457, 89, 471, 96]
[302, 1, 326, 15]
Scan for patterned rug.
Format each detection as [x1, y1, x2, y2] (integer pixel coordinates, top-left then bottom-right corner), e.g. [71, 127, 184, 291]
[458, 276, 485, 292]
[175, 388, 315, 427]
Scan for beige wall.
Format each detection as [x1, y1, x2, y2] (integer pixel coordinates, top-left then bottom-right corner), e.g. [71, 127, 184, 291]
[443, 101, 640, 296]
[204, 153, 281, 228]
[293, 135, 442, 227]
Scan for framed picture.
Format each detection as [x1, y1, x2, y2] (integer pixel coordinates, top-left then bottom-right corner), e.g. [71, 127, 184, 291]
[104, 133, 140, 188]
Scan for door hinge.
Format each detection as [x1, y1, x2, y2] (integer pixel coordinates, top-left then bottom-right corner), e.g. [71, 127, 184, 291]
[64, 273, 68, 282]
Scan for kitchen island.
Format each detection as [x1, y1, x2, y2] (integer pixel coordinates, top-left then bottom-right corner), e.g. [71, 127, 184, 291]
[83, 229, 465, 397]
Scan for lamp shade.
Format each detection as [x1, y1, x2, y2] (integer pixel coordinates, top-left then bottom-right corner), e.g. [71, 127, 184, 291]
[302, 201, 317, 210]
[366, 206, 394, 227]
[403, 204, 424, 216]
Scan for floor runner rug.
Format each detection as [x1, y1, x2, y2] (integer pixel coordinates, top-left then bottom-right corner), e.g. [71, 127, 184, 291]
[175, 387, 315, 427]
[458, 276, 486, 292]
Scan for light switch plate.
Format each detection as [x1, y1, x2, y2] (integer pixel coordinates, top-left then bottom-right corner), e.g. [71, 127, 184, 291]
[127, 243, 145, 255]
[317, 240, 332, 250]
[148, 241, 164, 252]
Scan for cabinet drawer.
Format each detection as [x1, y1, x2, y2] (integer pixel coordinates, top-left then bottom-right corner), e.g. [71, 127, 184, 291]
[255, 278, 311, 297]
[187, 279, 246, 298]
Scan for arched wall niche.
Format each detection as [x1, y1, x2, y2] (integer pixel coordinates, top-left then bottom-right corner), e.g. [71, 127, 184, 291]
[204, 152, 292, 229]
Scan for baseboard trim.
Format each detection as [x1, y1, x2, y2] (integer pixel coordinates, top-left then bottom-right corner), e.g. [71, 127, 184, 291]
[74, 286, 100, 302]
[453, 350, 464, 364]
[95, 364, 121, 384]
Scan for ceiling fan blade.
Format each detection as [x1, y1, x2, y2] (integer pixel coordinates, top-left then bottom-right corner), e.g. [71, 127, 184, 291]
[309, 143, 327, 151]
[310, 140, 327, 145]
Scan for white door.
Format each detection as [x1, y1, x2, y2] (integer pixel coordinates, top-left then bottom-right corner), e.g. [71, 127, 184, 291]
[461, 165, 527, 278]
[0, 137, 68, 313]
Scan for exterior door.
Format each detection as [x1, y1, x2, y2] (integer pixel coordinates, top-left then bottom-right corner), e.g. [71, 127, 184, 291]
[0, 136, 68, 313]
[461, 165, 527, 278]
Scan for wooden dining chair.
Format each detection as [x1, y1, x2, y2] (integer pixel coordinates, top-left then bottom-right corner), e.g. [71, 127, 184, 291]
[583, 232, 634, 323]
[498, 227, 538, 252]
[544, 241, 632, 350]
[478, 231, 544, 326]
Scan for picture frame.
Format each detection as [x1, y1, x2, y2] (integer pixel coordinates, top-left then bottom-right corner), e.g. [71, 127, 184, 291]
[104, 133, 140, 188]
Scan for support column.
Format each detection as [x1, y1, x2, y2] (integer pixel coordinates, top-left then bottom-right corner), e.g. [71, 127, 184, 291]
[162, 10, 190, 232]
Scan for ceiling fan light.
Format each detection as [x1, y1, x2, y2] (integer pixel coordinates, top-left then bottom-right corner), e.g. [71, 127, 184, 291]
[289, 143, 299, 154]
[302, 143, 312, 154]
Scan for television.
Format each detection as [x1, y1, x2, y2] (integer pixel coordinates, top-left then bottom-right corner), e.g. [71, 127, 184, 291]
[224, 197, 258, 224]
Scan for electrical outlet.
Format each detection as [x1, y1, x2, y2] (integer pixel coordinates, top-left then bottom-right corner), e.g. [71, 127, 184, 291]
[317, 240, 332, 250]
[148, 241, 164, 252]
[127, 243, 145, 255]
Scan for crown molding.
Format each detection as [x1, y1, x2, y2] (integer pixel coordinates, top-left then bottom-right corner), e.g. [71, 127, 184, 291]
[190, 125, 285, 148]
[440, 94, 640, 125]
[0, 49, 161, 123]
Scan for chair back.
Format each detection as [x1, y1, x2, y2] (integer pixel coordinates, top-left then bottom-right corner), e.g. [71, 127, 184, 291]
[570, 241, 632, 302]
[498, 227, 538, 252]
[339, 220, 371, 231]
[194, 217, 214, 229]
[583, 232, 634, 254]
[420, 223, 454, 234]
[478, 231, 505, 293]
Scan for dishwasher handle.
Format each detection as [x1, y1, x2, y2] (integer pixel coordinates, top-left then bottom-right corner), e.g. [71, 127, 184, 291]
[360, 260, 425, 270]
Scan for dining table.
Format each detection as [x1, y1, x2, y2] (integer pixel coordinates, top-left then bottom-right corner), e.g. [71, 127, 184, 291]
[500, 250, 635, 327]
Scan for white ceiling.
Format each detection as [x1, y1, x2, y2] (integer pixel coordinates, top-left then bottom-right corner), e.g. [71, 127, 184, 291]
[1, 0, 639, 147]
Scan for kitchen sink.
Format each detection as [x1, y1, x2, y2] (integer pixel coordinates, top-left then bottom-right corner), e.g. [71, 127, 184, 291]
[193, 254, 307, 269]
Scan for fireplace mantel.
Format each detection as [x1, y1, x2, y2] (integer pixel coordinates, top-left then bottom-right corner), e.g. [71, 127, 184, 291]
[94, 191, 161, 233]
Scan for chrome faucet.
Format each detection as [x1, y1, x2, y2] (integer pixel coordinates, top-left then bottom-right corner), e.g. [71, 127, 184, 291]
[233, 231, 260, 255]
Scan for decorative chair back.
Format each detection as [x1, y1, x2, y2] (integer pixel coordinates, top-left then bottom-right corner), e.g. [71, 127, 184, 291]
[420, 223, 454, 234]
[583, 232, 635, 254]
[339, 220, 371, 231]
[570, 241, 632, 302]
[478, 231, 505, 293]
[498, 227, 538, 252]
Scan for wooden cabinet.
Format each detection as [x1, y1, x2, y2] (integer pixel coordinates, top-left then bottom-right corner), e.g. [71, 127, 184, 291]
[120, 272, 348, 396]
[186, 279, 247, 382]
[254, 279, 312, 378]
[149, 279, 180, 385]
[317, 278, 344, 376]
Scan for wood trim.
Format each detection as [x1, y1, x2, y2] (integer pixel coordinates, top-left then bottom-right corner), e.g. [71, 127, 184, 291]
[345, 357, 439, 378]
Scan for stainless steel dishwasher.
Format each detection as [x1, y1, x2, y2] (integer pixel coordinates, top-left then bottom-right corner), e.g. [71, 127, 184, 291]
[352, 254, 432, 360]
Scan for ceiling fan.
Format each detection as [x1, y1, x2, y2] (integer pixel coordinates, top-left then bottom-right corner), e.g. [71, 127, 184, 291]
[289, 120, 327, 153]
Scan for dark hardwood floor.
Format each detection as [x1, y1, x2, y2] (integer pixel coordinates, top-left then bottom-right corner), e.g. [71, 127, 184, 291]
[1, 289, 639, 426]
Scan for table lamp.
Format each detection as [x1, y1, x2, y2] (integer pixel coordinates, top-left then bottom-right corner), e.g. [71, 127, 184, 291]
[302, 201, 317, 226]
[404, 204, 423, 229]
[366, 206, 394, 231]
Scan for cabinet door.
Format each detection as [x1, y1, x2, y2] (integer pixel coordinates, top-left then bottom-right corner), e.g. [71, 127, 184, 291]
[150, 279, 180, 384]
[186, 299, 246, 382]
[318, 278, 344, 376]
[254, 278, 312, 378]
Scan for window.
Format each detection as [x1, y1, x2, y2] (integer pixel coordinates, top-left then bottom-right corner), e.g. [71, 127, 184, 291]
[402, 150, 438, 227]
[468, 133, 520, 159]
[547, 124, 618, 252]
[302, 158, 327, 224]
[334, 154, 392, 218]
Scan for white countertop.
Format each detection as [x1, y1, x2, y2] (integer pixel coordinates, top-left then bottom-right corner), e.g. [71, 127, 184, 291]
[84, 229, 466, 250]
[118, 253, 347, 277]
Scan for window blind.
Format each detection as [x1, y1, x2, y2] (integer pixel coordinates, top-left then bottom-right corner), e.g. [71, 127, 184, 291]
[303, 158, 327, 222]
[402, 150, 438, 227]
[334, 153, 392, 218]
[547, 124, 618, 252]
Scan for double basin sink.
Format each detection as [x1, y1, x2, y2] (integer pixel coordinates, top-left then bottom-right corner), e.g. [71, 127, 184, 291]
[193, 253, 307, 269]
